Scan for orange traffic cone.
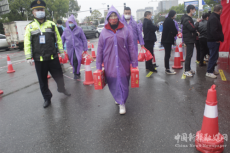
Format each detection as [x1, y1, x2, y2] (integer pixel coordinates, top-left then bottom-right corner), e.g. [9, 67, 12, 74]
[83, 55, 94, 85]
[7, 55, 15, 73]
[0, 89, 3, 95]
[179, 43, 185, 62]
[195, 85, 224, 152]
[91, 44, 96, 58]
[87, 40, 91, 50]
[172, 46, 183, 69]
[47, 75, 51, 79]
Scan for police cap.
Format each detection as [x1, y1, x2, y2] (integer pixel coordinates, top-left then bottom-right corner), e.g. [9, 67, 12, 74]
[30, 0, 46, 10]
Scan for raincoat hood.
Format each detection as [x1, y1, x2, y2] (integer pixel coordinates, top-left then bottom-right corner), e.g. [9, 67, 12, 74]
[66, 15, 78, 29]
[105, 5, 123, 25]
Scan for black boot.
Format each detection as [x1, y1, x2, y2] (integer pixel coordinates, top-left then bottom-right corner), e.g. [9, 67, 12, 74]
[43, 99, 51, 108]
[74, 74, 80, 80]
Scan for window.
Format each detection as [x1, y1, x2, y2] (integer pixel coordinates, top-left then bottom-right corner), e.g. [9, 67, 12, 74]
[0, 35, 6, 39]
[81, 26, 88, 30]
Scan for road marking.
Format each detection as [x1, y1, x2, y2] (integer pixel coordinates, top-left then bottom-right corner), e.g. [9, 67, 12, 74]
[181, 73, 186, 79]
[146, 72, 153, 77]
[219, 69, 227, 81]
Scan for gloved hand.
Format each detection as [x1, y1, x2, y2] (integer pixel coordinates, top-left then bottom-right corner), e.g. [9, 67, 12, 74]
[27, 59, 33, 66]
[60, 53, 65, 59]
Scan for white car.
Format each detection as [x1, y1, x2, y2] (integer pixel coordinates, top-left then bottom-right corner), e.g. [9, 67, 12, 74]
[0, 34, 10, 51]
[97, 24, 105, 34]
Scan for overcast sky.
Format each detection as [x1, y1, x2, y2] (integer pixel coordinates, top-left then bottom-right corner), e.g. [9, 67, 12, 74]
[75, 0, 202, 22]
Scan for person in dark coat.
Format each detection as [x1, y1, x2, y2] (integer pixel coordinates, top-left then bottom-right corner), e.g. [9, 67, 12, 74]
[195, 13, 210, 66]
[181, 5, 197, 77]
[57, 20, 64, 36]
[206, 5, 224, 79]
[161, 10, 178, 74]
[143, 11, 159, 72]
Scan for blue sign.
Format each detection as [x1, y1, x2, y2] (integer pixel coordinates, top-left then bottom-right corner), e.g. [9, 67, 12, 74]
[184, 1, 199, 11]
[202, 0, 206, 5]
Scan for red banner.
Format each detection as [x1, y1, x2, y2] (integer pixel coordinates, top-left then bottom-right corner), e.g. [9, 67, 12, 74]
[220, 0, 230, 52]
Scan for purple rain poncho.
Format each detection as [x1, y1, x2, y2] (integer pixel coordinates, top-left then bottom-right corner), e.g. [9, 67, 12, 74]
[121, 15, 144, 58]
[62, 15, 88, 74]
[96, 6, 137, 105]
[137, 20, 143, 32]
[174, 20, 179, 40]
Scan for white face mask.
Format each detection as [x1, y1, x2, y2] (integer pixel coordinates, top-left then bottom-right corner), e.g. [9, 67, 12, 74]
[124, 15, 131, 20]
[35, 11, 45, 19]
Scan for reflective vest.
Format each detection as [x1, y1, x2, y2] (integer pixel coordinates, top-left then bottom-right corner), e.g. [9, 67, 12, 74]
[24, 19, 64, 61]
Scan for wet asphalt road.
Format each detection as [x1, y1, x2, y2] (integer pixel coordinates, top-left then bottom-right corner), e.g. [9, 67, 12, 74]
[0, 34, 230, 153]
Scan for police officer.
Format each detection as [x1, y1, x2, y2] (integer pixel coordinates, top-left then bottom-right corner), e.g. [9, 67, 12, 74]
[24, 0, 71, 108]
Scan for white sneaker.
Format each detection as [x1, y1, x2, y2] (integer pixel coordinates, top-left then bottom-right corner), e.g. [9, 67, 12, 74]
[214, 70, 219, 75]
[184, 71, 193, 77]
[206, 72, 217, 79]
[190, 70, 195, 74]
[115, 101, 119, 105]
[119, 104, 126, 115]
[165, 69, 176, 75]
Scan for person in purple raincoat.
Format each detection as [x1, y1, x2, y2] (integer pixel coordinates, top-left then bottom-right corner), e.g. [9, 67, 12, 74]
[96, 6, 137, 115]
[121, 7, 144, 59]
[62, 15, 88, 80]
[137, 20, 143, 33]
[174, 19, 179, 45]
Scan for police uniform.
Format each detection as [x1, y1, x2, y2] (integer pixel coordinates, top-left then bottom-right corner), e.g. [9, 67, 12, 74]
[25, 0, 70, 108]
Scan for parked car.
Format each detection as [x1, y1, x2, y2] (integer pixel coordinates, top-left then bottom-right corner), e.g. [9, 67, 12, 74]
[0, 34, 10, 51]
[80, 26, 99, 38]
[97, 24, 104, 34]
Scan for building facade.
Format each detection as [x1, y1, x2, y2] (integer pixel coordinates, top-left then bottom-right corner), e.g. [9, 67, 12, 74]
[158, 0, 178, 13]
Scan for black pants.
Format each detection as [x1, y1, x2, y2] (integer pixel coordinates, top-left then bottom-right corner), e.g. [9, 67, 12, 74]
[144, 41, 154, 69]
[199, 38, 209, 64]
[163, 43, 172, 69]
[195, 40, 200, 61]
[73, 51, 79, 75]
[35, 58, 65, 100]
[185, 43, 195, 72]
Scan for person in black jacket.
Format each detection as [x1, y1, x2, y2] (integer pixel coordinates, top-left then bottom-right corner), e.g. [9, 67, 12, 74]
[161, 10, 178, 74]
[206, 5, 224, 79]
[143, 11, 159, 72]
[195, 13, 210, 66]
[181, 5, 197, 77]
[57, 20, 63, 36]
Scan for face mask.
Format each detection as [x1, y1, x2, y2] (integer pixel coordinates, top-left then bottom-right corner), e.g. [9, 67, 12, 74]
[69, 23, 75, 27]
[35, 11, 45, 19]
[192, 11, 196, 16]
[57, 25, 62, 27]
[109, 18, 118, 25]
[151, 16, 154, 19]
[174, 15, 177, 18]
[124, 15, 131, 20]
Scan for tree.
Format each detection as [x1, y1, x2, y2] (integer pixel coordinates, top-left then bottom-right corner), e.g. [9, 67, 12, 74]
[154, 4, 185, 24]
[1, 0, 71, 22]
[204, 0, 221, 8]
[68, 0, 81, 18]
[1, 0, 32, 22]
[90, 10, 102, 20]
[44, 0, 69, 21]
